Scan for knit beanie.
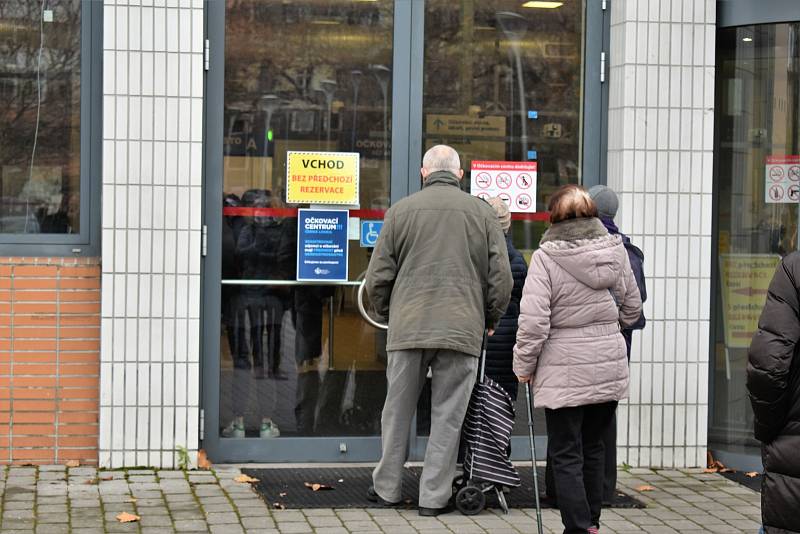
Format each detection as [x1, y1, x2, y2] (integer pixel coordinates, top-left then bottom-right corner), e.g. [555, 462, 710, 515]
[486, 196, 511, 233]
[588, 185, 619, 220]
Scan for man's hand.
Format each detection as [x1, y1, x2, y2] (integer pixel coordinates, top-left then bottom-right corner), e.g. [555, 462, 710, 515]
[517, 375, 532, 383]
[488, 328, 495, 336]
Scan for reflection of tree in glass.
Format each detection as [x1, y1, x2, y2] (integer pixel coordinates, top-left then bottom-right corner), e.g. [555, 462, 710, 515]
[0, 0, 81, 233]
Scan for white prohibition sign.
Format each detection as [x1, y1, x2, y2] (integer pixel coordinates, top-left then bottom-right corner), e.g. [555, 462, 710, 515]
[496, 172, 512, 189]
[770, 184, 785, 201]
[770, 166, 785, 181]
[516, 193, 532, 210]
[476, 172, 492, 188]
[477, 191, 490, 200]
[498, 192, 511, 206]
[789, 184, 800, 201]
[517, 173, 533, 189]
[789, 166, 800, 182]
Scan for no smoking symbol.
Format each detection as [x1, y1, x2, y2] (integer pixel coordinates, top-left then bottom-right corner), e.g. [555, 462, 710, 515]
[770, 166, 785, 181]
[496, 173, 512, 189]
[789, 166, 800, 182]
[517, 173, 532, 189]
[516, 193, 532, 210]
[476, 173, 492, 188]
[770, 185, 785, 201]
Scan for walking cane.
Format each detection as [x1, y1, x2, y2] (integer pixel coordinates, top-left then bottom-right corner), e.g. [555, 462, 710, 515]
[525, 382, 544, 534]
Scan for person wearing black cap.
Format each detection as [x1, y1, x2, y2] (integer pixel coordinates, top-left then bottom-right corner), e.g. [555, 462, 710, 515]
[589, 185, 647, 504]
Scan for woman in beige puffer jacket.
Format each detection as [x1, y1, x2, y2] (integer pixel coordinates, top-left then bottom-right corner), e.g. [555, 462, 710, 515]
[513, 185, 641, 534]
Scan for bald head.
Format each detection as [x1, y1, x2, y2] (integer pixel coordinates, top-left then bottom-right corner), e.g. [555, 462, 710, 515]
[421, 145, 463, 181]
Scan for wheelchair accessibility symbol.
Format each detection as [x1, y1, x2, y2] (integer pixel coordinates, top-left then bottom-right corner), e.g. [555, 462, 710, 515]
[360, 220, 384, 247]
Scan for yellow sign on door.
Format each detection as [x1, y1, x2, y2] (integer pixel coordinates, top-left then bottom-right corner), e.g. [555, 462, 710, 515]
[286, 151, 360, 205]
[719, 254, 780, 348]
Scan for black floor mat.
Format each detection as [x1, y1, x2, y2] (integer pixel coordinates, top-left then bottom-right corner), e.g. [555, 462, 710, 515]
[242, 467, 645, 510]
[721, 470, 762, 492]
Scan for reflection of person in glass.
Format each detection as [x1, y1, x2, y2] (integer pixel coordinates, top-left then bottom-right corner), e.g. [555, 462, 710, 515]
[237, 189, 294, 380]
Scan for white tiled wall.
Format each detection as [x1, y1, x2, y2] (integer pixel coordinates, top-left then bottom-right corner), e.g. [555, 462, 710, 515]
[100, 0, 204, 468]
[607, 0, 715, 468]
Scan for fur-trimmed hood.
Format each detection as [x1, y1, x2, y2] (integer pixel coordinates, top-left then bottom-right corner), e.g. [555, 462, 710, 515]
[539, 217, 624, 290]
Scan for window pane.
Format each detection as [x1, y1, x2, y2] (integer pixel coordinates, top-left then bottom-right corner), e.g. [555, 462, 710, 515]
[0, 1, 81, 234]
[712, 23, 800, 454]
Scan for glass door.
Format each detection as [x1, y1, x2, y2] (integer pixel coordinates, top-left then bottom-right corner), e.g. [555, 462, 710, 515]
[204, 0, 398, 462]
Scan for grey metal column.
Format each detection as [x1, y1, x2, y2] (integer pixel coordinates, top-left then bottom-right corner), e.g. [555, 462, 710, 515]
[200, 0, 224, 462]
[581, 0, 610, 188]
[390, 0, 414, 203]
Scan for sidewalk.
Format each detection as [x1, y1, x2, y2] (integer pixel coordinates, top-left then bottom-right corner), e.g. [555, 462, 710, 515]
[0, 465, 760, 533]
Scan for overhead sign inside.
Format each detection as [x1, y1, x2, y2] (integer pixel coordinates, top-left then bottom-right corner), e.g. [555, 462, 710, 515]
[470, 160, 537, 213]
[296, 209, 349, 282]
[425, 115, 506, 137]
[287, 151, 359, 205]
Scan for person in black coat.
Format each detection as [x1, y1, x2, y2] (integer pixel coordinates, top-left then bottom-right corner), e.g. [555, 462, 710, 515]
[485, 197, 527, 400]
[748, 252, 800, 534]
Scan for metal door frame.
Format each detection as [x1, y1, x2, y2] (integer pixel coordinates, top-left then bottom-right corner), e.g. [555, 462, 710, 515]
[201, 0, 609, 463]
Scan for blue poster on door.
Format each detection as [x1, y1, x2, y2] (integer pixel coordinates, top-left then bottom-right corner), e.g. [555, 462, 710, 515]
[296, 208, 349, 282]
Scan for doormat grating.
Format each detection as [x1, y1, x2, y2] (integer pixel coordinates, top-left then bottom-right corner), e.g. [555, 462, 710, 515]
[241, 467, 645, 510]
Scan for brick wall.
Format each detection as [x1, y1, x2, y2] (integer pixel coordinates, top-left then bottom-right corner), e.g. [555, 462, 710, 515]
[0, 257, 101, 465]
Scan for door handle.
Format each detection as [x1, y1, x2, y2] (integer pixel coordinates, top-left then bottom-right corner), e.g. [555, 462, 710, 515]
[357, 279, 388, 330]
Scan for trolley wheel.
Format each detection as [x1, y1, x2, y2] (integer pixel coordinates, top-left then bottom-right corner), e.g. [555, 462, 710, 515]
[452, 475, 467, 492]
[455, 485, 486, 516]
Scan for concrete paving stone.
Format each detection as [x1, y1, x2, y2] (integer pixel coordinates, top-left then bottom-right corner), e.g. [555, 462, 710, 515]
[203, 503, 237, 513]
[36, 505, 69, 514]
[3, 509, 36, 520]
[38, 472, 66, 481]
[165, 494, 197, 503]
[234, 505, 270, 518]
[157, 470, 188, 478]
[0, 520, 36, 530]
[140, 528, 177, 534]
[70, 529, 105, 534]
[197, 495, 230, 504]
[136, 497, 169, 507]
[170, 510, 205, 521]
[211, 525, 244, 534]
[664, 519, 705, 530]
[602, 519, 640, 531]
[3, 500, 36, 510]
[173, 519, 210, 531]
[68, 518, 104, 529]
[337, 510, 373, 521]
[104, 522, 142, 533]
[130, 490, 164, 499]
[130, 475, 158, 484]
[139, 514, 174, 527]
[34, 524, 71, 534]
[99, 494, 135, 503]
[241, 516, 278, 529]
[272, 510, 306, 522]
[36, 512, 71, 524]
[313, 528, 349, 534]
[128, 470, 156, 475]
[160, 481, 192, 493]
[205, 511, 240, 524]
[307, 515, 343, 528]
[67, 468, 97, 477]
[242, 530, 280, 534]
[276, 521, 314, 533]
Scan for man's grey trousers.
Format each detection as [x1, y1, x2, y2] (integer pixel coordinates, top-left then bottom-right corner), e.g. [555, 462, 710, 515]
[372, 348, 478, 509]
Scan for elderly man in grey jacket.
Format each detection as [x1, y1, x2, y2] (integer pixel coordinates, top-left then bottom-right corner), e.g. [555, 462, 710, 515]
[365, 144, 513, 516]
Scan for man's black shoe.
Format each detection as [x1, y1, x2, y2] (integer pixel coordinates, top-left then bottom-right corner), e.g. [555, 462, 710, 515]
[366, 486, 400, 507]
[418, 504, 454, 517]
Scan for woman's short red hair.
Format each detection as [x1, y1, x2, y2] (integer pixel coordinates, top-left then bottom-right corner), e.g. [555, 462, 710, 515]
[547, 184, 599, 224]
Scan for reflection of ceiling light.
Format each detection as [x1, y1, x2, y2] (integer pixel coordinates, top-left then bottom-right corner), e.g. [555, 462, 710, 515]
[742, 37, 753, 42]
[522, 1, 564, 7]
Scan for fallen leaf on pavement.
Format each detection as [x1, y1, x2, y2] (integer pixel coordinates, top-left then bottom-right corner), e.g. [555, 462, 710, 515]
[101, 475, 114, 481]
[235, 474, 260, 484]
[273, 502, 286, 510]
[279, 492, 287, 497]
[635, 485, 655, 492]
[745, 472, 760, 478]
[197, 449, 212, 470]
[116, 512, 140, 523]
[338, 479, 344, 483]
[127, 498, 138, 503]
[304, 482, 333, 491]
[66, 460, 80, 468]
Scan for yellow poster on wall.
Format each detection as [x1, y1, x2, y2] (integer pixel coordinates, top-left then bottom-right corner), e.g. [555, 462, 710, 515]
[719, 254, 780, 348]
[286, 151, 360, 205]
